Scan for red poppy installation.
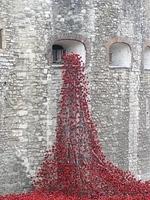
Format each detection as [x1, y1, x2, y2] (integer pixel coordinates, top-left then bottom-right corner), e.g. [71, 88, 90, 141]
[1, 53, 150, 200]
[32, 53, 150, 199]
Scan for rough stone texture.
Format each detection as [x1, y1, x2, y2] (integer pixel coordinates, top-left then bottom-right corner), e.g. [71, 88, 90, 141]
[0, 0, 150, 194]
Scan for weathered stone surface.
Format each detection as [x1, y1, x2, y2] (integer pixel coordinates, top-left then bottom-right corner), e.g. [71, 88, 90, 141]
[0, 0, 150, 194]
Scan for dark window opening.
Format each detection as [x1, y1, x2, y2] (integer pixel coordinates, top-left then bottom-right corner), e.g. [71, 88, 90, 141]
[109, 51, 112, 65]
[52, 45, 65, 64]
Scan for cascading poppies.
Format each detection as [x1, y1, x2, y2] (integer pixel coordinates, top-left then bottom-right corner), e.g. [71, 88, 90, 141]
[33, 53, 150, 199]
[1, 53, 150, 200]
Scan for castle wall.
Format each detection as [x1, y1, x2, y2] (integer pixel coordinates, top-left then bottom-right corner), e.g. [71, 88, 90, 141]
[0, 0, 150, 194]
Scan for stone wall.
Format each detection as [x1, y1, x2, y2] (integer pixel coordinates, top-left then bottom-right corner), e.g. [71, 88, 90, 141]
[0, 0, 150, 194]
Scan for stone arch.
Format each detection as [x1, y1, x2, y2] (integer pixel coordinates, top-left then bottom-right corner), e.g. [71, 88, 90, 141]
[46, 33, 91, 66]
[143, 46, 150, 70]
[52, 40, 86, 64]
[0, 28, 5, 50]
[109, 42, 131, 68]
[0, 29, 2, 49]
[106, 37, 132, 69]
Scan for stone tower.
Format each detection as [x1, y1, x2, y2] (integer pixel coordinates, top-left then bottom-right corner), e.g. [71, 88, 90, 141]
[0, 0, 150, 195]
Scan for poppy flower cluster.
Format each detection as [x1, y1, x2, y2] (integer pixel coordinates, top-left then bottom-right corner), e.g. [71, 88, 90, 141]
[1, 191, 150, 200]
[1, 53, 150, 200]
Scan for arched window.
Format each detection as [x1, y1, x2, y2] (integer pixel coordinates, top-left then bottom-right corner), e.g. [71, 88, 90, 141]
[109, 42, 131, 68]
[52, 45, 65, 64]
[143, 46, 150, 70]
[0, 29, 2, 49]
[52, 40, 86, 65]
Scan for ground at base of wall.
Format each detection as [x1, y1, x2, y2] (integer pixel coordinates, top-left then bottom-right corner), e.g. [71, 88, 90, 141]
[0, 191, 150, 200]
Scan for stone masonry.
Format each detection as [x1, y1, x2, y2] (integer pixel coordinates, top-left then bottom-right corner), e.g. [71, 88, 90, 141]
[0, 0, 150, 195]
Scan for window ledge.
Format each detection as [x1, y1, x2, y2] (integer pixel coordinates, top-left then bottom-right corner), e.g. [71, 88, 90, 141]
[52, 64, 64, 68]
[144, 68, 150, 71]
[109, 65, 131, 69]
